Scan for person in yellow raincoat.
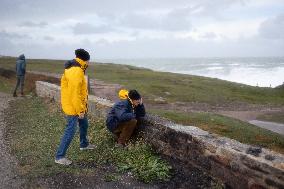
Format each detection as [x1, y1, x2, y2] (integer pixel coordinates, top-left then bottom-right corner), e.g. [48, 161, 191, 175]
[55, 49, 95, 165]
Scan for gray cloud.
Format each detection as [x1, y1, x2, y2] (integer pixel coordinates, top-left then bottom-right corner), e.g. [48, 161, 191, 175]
[0, 31, 28, 56]
[0, 0, 246, 34]
[0, 0, 245, 21]
[103, 0, 245, 31]
[191, 0, 247, 18]
[0, 37, 14, 55]
[119, 7, 192, 31]
[259, 14, 284, 39]
[93, 36, 284, 59]
[0, 30, 29, 39]
[19, 21, 48, 28]
[200, 32, 217, 39]
[43, 36, 54, 41]
[112, 1, 245, 31]
[73, 23, 113, 35]
[0, 0, 283, 59]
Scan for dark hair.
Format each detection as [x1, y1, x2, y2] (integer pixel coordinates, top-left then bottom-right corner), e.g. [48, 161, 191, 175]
[75, 49, 90, 61]
[128, 90, 141, 100]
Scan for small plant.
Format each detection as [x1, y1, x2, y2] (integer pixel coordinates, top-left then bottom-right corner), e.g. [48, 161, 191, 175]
[114, 140, 172, 183]
[89, 119, 172, 183]
[104, 173, 120, 182]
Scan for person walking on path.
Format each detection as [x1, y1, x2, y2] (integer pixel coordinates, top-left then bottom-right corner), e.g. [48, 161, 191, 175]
[55, 49, 95, 165]
[13, 54, 26, 97]
[106, 89, 146, 148]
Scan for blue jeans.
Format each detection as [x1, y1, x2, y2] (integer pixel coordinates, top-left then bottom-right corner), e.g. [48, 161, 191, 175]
[13, 75, 25, 94]
[55, 115, 89, 159]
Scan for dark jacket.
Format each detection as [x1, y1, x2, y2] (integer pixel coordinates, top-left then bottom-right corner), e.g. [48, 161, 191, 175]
[106, 99, 146, 132]
[15, 54, 26, 76]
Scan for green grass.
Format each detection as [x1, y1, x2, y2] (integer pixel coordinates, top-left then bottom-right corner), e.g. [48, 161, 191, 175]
[1, 56, 283, 105]
[0, 76, 14, 93]
[149, 109, 284, 154]
[5, 97, 171, 183]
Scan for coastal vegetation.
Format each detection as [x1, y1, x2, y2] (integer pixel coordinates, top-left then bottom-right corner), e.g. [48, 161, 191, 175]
[0, 56, 283, 155]
[150, 109, 284, 154]
[5, 97, 171, 183]
[1, 56, 283, 105]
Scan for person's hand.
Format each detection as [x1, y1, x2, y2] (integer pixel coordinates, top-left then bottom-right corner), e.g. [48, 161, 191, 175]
[79, 113, 85, 119]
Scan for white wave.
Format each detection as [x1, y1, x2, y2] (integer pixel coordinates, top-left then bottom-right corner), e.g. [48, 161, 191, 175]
[98, 57, 284, 87]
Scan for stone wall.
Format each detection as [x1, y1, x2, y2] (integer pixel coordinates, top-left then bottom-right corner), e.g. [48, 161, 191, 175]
[31, 71, 123, 101]
[36, 81, 284, 189]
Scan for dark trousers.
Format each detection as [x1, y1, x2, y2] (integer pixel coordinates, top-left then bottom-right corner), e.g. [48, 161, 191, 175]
[114, 119, 137, 144]
[13, 75, 25, 95]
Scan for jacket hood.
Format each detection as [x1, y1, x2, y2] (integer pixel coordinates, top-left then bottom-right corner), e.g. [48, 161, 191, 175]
[75, 58, 88, 70]
[64, 59, 80, 69]
[118, 89, 129, 100]
[64, 59, 87, 70]
[18, 54, 25, 60]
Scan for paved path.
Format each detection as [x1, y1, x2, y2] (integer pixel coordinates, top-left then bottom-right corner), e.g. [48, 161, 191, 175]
[249, 120, 284, 136]
[218, 110, 284, 136]
[0, 92, 24, 189]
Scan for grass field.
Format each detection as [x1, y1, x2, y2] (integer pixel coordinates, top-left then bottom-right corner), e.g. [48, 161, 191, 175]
[5, 97, 171, 183]
[1, 56, 283, 105]
[0, 76, 14, 93]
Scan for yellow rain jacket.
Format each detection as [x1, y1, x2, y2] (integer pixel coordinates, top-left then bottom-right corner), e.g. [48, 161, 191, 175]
[61, 58, 88, 116]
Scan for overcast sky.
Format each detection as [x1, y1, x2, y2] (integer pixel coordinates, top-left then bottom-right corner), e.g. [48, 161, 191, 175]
[0, 0, 283, 59]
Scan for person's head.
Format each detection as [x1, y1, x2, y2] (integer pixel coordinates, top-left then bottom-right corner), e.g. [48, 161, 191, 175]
[18, 54, 25, 60]
[75, 49, 90, 62]
[128, 89, 141, 106]
[75, 49, 90, 70]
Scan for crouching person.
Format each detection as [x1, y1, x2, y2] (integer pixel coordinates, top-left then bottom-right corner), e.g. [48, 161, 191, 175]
[106, 89, 146, 147]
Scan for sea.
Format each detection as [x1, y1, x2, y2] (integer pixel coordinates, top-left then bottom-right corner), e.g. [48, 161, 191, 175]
[97, 57, 284, 88]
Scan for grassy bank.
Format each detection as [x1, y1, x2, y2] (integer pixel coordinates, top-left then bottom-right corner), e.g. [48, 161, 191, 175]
[1, 56, 283, 105]
[0, 67, 60, 98]
[0, 76, 14, 93]
[150, 109, 284, 154]
[5, 97, 171, 183]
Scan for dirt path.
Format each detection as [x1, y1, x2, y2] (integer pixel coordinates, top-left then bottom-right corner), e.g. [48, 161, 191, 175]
[0, 92, 25, 188]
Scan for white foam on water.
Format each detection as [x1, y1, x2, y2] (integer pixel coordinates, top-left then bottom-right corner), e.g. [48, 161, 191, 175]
[98, 57, 284, 88]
